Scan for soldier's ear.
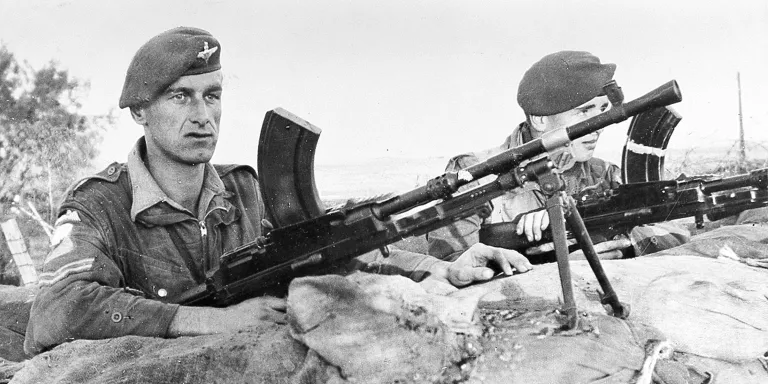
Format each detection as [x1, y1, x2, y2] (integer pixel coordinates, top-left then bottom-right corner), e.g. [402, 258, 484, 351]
[529, 115, 548, 132]
[130, 107, 148, 126]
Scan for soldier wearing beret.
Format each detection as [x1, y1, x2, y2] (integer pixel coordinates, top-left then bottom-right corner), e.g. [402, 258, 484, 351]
[24, 26, 533, 355]
[427, 51, 689, 261]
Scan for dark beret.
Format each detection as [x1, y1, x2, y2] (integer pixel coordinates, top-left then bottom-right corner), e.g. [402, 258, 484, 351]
[517, 51, 615, 116]
[119, 26, 222, 109]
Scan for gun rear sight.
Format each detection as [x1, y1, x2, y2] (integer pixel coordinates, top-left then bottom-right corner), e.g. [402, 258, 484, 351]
[603, 80, 624, 106]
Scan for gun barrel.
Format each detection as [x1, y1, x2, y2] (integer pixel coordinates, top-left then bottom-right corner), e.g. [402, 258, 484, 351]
[701, 168, 768, 194]
[377, 80, 683, 218]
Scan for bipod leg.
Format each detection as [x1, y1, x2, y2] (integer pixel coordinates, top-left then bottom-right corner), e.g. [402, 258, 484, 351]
[546, 192, 579, 330]
[563, 196, 630, 319]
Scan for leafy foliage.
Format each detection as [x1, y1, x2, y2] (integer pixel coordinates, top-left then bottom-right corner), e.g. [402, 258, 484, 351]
[0, 45, 113, 223]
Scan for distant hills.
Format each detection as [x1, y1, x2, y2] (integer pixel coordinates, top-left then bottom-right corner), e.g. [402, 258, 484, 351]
[313, 143, 768, 202]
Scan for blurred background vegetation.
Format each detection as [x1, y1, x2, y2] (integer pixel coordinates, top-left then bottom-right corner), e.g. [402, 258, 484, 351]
[0, 44, 114, 284]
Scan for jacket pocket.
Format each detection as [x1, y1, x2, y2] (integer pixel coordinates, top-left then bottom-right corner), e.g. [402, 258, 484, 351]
[118, 248, 198, 302]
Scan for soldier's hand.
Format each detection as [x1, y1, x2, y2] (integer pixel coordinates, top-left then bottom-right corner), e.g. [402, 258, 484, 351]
[516, 209, 550, 242]
[227, 296, 287, 325]
[169, 296, 287, 337]
[446, 243, 533, 287]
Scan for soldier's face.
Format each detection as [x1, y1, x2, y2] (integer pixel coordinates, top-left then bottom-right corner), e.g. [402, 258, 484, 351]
[139, 70, 223, 166]
[539, 95, 611, 162]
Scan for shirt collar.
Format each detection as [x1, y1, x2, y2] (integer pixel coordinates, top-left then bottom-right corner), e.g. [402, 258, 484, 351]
[127, 137, 228, 222]
[502, 122, 528, 150]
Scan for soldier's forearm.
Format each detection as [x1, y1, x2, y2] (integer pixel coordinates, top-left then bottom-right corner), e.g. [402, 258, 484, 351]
[167, 306, 224, 337]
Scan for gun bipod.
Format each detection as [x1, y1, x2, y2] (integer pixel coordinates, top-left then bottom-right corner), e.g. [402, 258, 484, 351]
[537, 169, 630, 329]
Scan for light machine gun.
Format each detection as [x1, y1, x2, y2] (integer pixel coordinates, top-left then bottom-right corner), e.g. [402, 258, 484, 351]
[479, 168, 768, 253]
[174, 80, 682, 328]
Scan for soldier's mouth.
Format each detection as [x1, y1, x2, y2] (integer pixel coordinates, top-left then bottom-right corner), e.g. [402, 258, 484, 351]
[187, 132, 213, 138]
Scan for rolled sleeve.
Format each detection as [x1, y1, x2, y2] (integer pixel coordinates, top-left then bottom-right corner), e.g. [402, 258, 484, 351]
[349, 248, 445, 282]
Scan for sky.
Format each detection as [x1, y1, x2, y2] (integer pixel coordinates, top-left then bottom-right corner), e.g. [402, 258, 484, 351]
[1, 0, 767, 171]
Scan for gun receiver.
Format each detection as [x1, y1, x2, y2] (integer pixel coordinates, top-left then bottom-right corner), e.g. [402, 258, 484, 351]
[175, 80, 682, 306]
[479, 168, 768, 252]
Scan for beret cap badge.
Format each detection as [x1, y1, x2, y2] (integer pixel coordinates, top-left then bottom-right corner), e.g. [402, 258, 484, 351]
[197, 42, 218, 64]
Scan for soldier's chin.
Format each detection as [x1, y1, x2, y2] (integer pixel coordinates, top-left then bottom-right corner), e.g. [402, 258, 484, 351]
[183, 152, 215, 165]
[572, 149, 595, 162]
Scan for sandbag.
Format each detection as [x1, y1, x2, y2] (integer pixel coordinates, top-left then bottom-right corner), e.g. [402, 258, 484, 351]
[735, 206, 768, 225]
[287, 272, 700, 384]
[288, 273, 478, 383]
[468, 254, 768, 383]
[10, 223, 768, 383]
[659, 224, 768, 260]
[9, 324, 314, 384]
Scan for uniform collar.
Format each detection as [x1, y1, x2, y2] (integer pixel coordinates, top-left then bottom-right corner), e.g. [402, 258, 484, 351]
[505, 122, 531, 149]
[127, 137, 228, 224]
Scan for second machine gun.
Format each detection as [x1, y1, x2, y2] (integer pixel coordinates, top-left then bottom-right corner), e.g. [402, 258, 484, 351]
[479, 168, 768, 255]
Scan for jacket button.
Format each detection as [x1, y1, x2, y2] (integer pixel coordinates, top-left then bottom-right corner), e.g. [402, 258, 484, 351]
[157, 289, 168, 298]
[107, 166, 116, 176]
[111, 312, 123, 323]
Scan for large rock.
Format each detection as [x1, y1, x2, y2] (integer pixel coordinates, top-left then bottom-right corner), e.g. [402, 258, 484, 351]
[0, 285, 35, 362]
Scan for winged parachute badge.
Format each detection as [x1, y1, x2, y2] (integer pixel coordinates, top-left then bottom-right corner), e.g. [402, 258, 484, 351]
[197, 41, 218, 63]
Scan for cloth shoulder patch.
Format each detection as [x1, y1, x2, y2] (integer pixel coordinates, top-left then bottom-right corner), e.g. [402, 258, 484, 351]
[49, 210, 81, 248]
[41, 209, 95, 286]
[54, 210, 81, 226]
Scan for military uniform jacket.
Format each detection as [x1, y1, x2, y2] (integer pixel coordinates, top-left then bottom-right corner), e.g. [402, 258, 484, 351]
[427, 122, 689, 260]
[25, 138, 440, 355]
